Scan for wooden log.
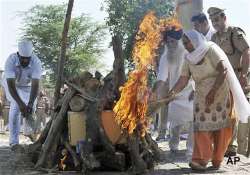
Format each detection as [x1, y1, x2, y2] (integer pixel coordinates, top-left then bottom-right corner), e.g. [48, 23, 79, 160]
[85, 100, 115, 153]
[79, 141, 100, 172]
[65, 79, 98, 102]
[112, 35, 126, 98]
[28, 118, 53, 153]
[69, 95, 86, 112]
[54, 98, 64, 112]
[128, 133, 147, 174]
[100, 72, 117, 110]
[35, 88, 76, 168]
[98, 151, 126, 171]
[140, 138, 154, 170]
[29, 98, 64, 153]
[84, 79, 101, 96]
[145, 133, 163, 161]
[95, 71, 102, 81]
[63, 140, 81, 169]
[54, 0, 75, 105]
[69, 71, 93, 88]
[47, 133, 62, 168]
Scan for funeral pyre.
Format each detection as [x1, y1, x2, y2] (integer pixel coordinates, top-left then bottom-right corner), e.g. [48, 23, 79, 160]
[24, 12, 181, 175]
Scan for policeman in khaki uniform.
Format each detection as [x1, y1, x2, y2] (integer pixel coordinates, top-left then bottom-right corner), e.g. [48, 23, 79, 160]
[208, 7, 250, 156]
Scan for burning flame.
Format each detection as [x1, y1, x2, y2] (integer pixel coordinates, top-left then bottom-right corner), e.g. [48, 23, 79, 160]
[113, 11, 181, 137]
[159, 15, 182, 32]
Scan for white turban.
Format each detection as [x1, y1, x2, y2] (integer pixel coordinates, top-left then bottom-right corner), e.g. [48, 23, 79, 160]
[18, 40, 33, 57]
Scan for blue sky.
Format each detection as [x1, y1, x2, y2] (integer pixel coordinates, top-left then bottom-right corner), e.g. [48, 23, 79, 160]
[1, 0, 250, 72]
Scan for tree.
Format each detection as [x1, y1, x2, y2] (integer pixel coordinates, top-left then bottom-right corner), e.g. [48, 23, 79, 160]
[104, 0, 175, 63]
[21, 4, 107, 83]
[103, 0, 175, 93]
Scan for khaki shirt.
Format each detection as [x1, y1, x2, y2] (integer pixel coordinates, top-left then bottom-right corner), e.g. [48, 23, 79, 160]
[211, 26, 249, 70]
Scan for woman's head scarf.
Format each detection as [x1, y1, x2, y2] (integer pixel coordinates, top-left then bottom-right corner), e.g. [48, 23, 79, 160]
[184, 30, 210, 64]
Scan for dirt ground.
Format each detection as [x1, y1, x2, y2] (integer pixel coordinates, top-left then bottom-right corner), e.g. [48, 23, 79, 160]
[0, 132, 250, 175]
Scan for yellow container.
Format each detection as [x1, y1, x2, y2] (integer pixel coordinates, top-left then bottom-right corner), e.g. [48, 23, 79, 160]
[68, 111, 86, 146]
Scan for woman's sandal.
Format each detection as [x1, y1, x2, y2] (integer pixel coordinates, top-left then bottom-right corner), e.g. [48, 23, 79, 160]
[189, 162, 207, 171]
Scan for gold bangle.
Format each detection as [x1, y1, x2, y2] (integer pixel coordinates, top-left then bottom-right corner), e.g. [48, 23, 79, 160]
[169, 90, 176, 97]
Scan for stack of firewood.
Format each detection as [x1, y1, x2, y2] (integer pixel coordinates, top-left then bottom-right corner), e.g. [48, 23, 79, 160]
[28, 71, 163, 174]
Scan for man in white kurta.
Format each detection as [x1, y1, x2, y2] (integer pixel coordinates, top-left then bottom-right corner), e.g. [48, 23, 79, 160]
[158, 28, 194, 158]
[4, 40, 42, 149]
[154, 46, 169, 140]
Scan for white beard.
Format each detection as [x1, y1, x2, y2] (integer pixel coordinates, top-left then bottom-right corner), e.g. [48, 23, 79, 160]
[166, 41, 186, 88]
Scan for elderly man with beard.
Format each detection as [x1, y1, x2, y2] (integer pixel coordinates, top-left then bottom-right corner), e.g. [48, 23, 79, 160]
[154, 28, 194, 159]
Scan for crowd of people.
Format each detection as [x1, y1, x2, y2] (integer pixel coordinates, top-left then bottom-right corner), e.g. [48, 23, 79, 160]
[152, 7, 250, 171]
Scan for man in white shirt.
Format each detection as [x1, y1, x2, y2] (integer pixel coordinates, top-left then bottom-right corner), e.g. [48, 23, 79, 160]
[4, 40, 42, 150]
[153, 55, 169, 141]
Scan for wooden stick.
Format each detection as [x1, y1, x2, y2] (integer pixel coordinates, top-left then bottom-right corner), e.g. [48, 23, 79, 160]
[28, 118, 53, 153]
[147, 95, 177, 116]
[149, 95, 177, 106]
[65, 79, 98, 102]
[145, 133, 163, 161]
[63, 140, 81, 168]
[128, 132, 147, 174]
[35, 88, 76, 168]
[54, 0, 74, 105]
[86, 100, 115, 153]
[69, 95, 86, 112]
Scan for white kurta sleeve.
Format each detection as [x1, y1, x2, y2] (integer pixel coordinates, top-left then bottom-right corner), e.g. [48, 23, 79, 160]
[157, 47, 168, 82]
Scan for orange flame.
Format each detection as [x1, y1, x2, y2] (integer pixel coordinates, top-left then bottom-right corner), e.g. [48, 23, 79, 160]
[113, 70, 149, 136]
[133, 12, 162, 68]
[159, 15, 182, 32]
[113, 12, 181, 137]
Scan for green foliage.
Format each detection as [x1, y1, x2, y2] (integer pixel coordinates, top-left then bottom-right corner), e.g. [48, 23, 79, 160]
[104, 0, 175, 86]
[21, 4, 107, 84]
[104, 0, 175, 61]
